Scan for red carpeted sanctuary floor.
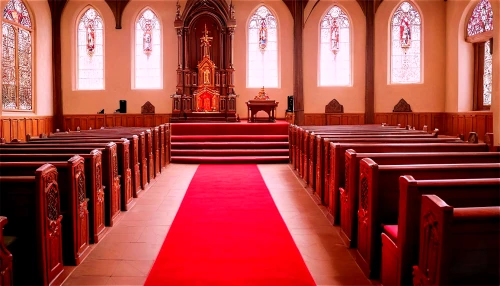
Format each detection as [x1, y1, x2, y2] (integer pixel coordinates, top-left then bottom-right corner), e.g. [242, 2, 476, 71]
[144, 164, 316, 285]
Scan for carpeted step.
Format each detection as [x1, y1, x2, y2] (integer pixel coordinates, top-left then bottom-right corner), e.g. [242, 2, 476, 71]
[170, 121, 289, 136]
[171, 135, 289, 142]
[171, 149, 289, 156]
[171, 141, 289, 149]
[170, 156, 289, 164]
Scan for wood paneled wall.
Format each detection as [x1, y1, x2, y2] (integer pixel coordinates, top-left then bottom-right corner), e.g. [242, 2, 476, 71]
[1, 116, 54, 142]
[63, 114, 172, 131]
[305, 112, 493, 141]
[304, 113, 365, 126]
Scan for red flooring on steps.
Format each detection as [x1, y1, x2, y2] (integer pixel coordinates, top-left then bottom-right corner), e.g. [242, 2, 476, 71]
[144, 164, 316, 285]
[170, 121, 290, 164]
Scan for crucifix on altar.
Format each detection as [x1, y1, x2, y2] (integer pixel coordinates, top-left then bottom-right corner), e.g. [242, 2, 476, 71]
[194, 25, 220, 112]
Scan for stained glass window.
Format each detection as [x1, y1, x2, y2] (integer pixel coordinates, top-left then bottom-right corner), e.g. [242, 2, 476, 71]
[2, 0, 33, 111]
[319, 6, 350, 86]
[248, 6, 278, 88]
[77, 7, 104, 90]
[483, 39, 492, 106]
[135, 9, 161, 89]
[467, 0, 493, 37]
[390, 1, 421, 84]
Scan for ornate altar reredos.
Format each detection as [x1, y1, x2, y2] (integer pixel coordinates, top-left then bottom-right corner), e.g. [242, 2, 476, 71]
[171, 0, 237, 121]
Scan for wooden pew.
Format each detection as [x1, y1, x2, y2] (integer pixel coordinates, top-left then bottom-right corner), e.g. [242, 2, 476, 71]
[0, 152, 106, 244]
[0, 216, 13, 286]
[0, 144, 121, 227]
[27, 136, 142, 199]
[0, 141, 133, 212]
[355, 160, 500, 278]
[327, 142, 490, 224]
[341, 151, 500, 248]
[0, 164, 64, 285]
[311, 133, 454, 195]
[412, 195, 500, 286]
[379, 176, 500, 286]
[38, 131, 149, 195]
[0, 159, 91, 266]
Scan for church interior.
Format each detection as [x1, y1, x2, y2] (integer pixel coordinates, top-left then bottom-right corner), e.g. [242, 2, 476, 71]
[0, 0, 499, 285]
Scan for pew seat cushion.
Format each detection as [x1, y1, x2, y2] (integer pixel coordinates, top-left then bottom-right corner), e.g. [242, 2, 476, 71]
[383, 224, 398, 242]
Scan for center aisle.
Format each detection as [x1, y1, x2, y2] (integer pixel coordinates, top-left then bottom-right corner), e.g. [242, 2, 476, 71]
[144, 164, 316, 285]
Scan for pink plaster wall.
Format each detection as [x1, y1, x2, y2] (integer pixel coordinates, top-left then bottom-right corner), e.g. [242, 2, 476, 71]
[232, 0, 294, 119]
[1, 0, 53, 117]
[492, 0, 499, 144]
[60, 0, 294, 118]
[60, 0, 178, 114]
[374, 0, 446, 112]
[303, 0, 366, 113]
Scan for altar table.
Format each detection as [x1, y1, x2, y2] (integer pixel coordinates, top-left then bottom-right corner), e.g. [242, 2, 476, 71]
[246, 100, 279, 123]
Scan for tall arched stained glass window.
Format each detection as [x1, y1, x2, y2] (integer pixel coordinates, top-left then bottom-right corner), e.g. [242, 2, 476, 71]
[390, 1, 421, 84]
[248, 6, 278, 88]
[466, 0, 493, 110]
[319, 6, 350, 86]
[2, 0, 33, 110]
[77, 7, 104, 90]
[135, 8, 161, 89]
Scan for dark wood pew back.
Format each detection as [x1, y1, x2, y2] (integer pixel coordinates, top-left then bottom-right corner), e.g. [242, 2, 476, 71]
[0, 164, 64, 285]
[328, 142, 490, 224]
[390, 176, 500, 285]
[0, 159, 90, 266]
[0, 152, 106, 244]
[413, 195, 500, 286]
[0, 144, 121, 226]
[0, 216, 13, 286]
[341, 151, 500, 247]
[356, 160, 500, 278]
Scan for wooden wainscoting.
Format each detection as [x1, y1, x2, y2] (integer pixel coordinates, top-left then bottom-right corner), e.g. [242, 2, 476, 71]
[63, 114, 172, 131]
[304, 113, 365, 126]
[1, 116, 54, 142]
[374, 112, 447, 133]
[444, 112, 493, 141]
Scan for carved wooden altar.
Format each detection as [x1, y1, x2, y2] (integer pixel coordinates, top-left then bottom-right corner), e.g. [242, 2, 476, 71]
[171, 0, 237, 121]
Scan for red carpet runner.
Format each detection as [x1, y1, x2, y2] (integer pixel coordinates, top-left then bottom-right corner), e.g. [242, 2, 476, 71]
[145, 164, 316, 285]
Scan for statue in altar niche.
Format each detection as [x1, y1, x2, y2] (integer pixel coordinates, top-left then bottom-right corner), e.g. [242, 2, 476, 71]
[195, 25, 220, 112]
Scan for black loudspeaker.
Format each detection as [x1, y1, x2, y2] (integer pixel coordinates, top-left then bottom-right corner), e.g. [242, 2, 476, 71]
[118, 100, 127, 113]
[286, 95, 294, 112]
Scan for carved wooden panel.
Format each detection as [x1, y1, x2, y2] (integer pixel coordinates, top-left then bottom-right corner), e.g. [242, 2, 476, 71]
[393, 98, 412, 112]
[141, 101, 155, 114]
[325, 99, 344, 113]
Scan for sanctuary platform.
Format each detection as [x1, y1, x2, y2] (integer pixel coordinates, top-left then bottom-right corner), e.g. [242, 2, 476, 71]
[170, 121, 289, 164]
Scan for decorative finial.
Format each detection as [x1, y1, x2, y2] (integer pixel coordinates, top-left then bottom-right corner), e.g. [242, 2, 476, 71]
[175, 0, 181, 20]
[229, 0, 235, 20]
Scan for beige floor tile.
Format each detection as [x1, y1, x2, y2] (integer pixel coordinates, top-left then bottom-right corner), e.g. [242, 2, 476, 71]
[62, 163, 370, 285]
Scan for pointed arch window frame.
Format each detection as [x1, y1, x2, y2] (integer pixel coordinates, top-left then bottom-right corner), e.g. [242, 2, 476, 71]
[2, 0, 34, 111]
[389, 1, 423, 85]
[465, 0, 494, 111]
[133, 7, 163, 90]
[246, 5, 279, 89]
[318, 4, 352, 87]
[76, 6, 104, 91]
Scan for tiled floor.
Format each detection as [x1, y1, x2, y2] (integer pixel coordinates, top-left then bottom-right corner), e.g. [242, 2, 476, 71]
[60, 163, 372, 286]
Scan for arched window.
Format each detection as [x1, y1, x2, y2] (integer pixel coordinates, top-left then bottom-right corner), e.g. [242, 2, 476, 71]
[466, 0, 493, 110]
[77, 7, 104, 90]
[248, 6, 278, 88]
[319, 5, 350, 86]
[2, 0, 33, 110]
[134, 8, 161, 89]
[390, 1, 421, 84]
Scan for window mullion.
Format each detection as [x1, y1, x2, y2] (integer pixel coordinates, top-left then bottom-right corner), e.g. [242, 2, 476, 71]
[15, 27, 20, 109]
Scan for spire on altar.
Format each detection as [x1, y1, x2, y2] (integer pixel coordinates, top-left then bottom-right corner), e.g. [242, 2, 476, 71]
[200, 24, 213, 59]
